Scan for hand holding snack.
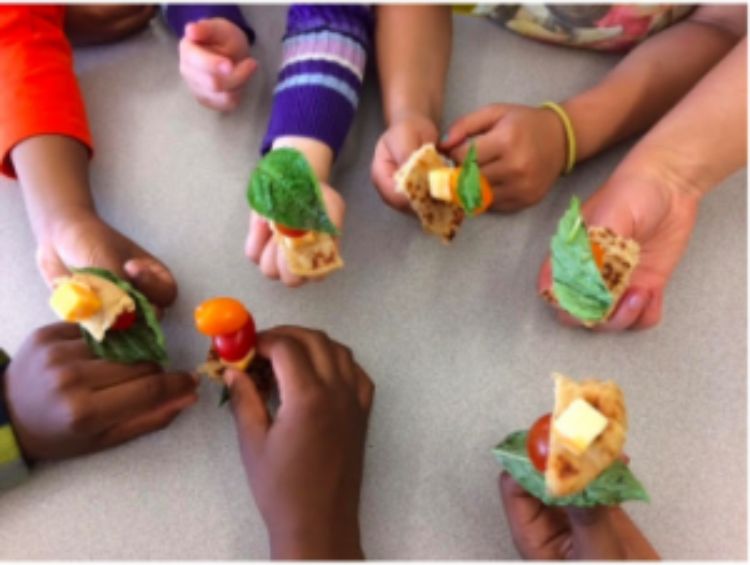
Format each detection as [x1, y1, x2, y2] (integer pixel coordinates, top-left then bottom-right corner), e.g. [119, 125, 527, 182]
[370, 113, 440, 211]
[494, 373, 648, 505]
[37, 210, 177, 309]
[224, 326, 374, 559]
[499, 473, 659, 560]
[392, 142, 492, 242]
[246, 148, 345, 286]
[3, 323, 197, 461]
[179, 17, 258, 112]
[441, 104, 566, 212]
[539, 175, 699, 330]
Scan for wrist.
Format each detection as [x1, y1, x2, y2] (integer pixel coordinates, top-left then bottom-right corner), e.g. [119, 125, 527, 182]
[271, 136, 333, 183]
[386, 97, 442, 128]
[268, 517, 363, 559]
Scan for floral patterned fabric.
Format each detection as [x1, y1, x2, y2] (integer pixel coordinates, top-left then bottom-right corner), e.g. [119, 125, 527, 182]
[461, 4, 695, 52]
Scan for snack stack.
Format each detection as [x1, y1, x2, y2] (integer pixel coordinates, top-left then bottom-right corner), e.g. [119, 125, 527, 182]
[49, 268, 167, 364]
[194, 297, 257, 381]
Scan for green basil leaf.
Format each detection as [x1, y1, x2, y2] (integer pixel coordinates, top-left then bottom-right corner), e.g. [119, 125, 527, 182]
[74, 268, 168, 365]
[493, 430, 650, 507]
[457, 143, 483, 215]
[247, 148, 339, 236]
[551, 196, 613, 323]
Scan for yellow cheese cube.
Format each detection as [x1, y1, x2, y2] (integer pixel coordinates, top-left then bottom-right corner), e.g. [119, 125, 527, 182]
[428, 168, 456, 202]
[553, 398, 608, 455]
[50, 281, 102, 322]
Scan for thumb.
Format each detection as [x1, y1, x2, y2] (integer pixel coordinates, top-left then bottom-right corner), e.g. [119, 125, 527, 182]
[224, 368, 270, 458]
[565, 506, 628, 559]
[185, 19, 223, 45]
[36, 245, 71, 288]
[124, 257, 178, 308]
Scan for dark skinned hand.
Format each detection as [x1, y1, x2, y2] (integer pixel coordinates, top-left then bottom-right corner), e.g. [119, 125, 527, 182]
[224, 326, 375, 559]
[64, 5, 157, 46]
[3, 323, 198, 461]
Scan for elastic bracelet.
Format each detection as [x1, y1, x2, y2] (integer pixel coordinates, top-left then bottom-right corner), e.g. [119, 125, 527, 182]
[540, 101, 577, 175]
[0, 349, 30, 490]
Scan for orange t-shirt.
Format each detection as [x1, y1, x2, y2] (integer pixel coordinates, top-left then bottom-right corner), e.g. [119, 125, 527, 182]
[0, 5, 92, 178]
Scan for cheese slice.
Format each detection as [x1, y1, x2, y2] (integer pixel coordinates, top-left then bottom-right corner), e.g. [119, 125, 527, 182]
[50, 281, 102, 322]
[428, 168, 455, 203]
[52, 273, 135, 342]
[553, 398, 608, 455]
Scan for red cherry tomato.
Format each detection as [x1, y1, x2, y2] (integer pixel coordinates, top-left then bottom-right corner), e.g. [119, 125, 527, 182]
[111, 310, 137, 331]
[213, 318, 257, 362]
[276, 224, 308, 238]
[527, 413, 552, 472]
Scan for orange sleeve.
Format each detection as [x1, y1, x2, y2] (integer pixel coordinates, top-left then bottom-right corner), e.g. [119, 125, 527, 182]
[0, 6, 93, 178]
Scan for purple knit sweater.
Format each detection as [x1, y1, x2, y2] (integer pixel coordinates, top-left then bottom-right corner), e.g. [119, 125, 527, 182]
[164, 5, 373, 157]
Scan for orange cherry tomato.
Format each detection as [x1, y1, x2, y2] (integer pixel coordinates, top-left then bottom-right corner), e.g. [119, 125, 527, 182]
[591, 242, 605, 271]
[527, 413, 552, 472]
[276, 224, 308, 238]
[448, 170, 494, 214]
[194, 297, 250, 337]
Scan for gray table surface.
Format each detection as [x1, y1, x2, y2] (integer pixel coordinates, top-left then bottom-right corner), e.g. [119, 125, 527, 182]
[0, 7, 746, 560]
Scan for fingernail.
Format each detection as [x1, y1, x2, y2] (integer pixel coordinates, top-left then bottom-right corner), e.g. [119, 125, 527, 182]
[626, 290, 645, 310]
[223, 368, 238, 388]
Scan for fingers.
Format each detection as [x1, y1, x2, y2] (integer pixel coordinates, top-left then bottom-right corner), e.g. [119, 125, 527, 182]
[94, 393, 196, 450]
[259, 237, 281, 280]
[82, 360, 163, 390]
[224, 368, 271, 458]
[245, 213, 273, 263]
[448, 132, 503, 167]
[184, 19, 229, 48]
[277, 251, 305, 287]
[255, 330, 319, 398]
[565, 506, 628, 560]
[499, 471, 545, 535]
[370, 138, 412, 212]
[441, 105, 508, 151]
[90, 372, 198, 431]
[124, 257, 178, 308]
[32, 321, 88, 343]
[593, 288, 653, 332]
[264, 327, 339, 385]
[36, 245, 70, 288]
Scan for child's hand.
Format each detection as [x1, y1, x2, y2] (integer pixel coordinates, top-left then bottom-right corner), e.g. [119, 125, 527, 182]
[179, 18, 258, 112]
[441, 104, 566, 212]
[37, 209, 178, 309]
[499, 473, 659, 559]
[538, 173, 699, 331]
[3, 323, 198, 461]
[244, 183, 345, 287]
[64, 5, 157, 46]
[224, 326, 374, 559]
[370, 113, 440, 211]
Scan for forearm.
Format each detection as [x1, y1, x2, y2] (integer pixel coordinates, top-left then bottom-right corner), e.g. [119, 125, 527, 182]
[272, 136, 333, 183]
[563, 7, 744, 162]
[612, 37, 747, 197]
[11, 135, 96, 241]
[261, 6, 373, 159]
[376, 5, 451, 124]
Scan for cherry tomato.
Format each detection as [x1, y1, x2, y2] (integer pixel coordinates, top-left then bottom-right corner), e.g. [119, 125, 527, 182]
[195, 297, 249, 337]
[527, 413, 552, 472]
[276, 224, 308, 238]
[591, 242, 606, 271]
[448, 170, 494, 214]
[213, 318, 257, 362]
[111, 310, 137, 331]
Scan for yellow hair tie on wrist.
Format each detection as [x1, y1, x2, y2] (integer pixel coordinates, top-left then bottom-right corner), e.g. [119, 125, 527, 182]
[540, 101, 576, 175]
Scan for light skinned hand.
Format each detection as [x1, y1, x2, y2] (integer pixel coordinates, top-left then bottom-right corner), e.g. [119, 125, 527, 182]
[370, 113, 440, 212]
[36, 209, 178, 309]
[179, 17, 258, 112]
[224, 326, 374, 559]
[499, 472, 659, 560]
[3, 323, 198, 461]
[64, 4, 157, 46]
[441, 103, 566, 212]
[538, 172, 699, 331]
[244, 183, 345, 287]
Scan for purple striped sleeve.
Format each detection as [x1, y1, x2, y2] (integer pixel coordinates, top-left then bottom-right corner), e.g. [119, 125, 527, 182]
[261, 5, 374, 157]
[163, 5, 255, 44]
